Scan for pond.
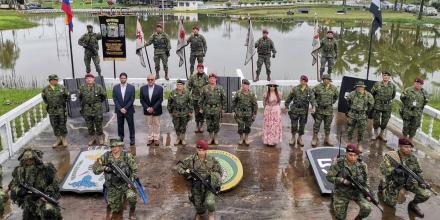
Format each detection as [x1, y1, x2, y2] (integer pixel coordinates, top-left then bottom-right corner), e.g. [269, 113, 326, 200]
[0, 13, 439, 93]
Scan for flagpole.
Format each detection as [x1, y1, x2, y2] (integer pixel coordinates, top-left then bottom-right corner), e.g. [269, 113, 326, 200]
[68, 28, 75, 78]
[184, 48, 188, 79]
[366, 21, 374, 80]
[144, 48, 152, 74]
[251, 56, 255, 82]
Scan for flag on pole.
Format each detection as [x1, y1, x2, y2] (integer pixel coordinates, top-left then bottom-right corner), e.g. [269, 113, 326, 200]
[244, 18, 255, 65]
[176, 19, 187, 67]
[369, 0, 382, 34]
[61, 0, 73, 32]
[136, 19, 146, 68]
[311, 20, 320, 66]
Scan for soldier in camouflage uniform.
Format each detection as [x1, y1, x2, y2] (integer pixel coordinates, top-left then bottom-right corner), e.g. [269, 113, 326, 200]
[400, 77, 429, 142]
[311, 74, 339, 146]
[326, 144, 372, 220]
[187, 64, 209, 133]
[371, 71, 396, 142]
[319, 30, 338, 77]
[145, 23, 171, 80]
[284, 75, 316, 147]
[93, 138, 138, 220]
[378, 137, 431, 217]
[232, 79, 258, 146]
[78, 73, 107, 146]
[78, 25, 102, 75]
[168, 79, 193, 146]
[176, 140, 222, 220]
[254, 29, 276, 82]
[199, 73, 226, 145]
[346, 81, 374, 149]
[187, 25, 207, 74]
[9, 148, 62, 220]
[42, 74, 69, 148]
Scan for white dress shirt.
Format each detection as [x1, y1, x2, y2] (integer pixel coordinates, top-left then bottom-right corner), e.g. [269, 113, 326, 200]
[120, 83, 127, 102]
[148, 85, 155, 101]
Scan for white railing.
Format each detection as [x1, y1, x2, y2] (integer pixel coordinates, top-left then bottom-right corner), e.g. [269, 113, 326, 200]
[0, 94, 49, 163]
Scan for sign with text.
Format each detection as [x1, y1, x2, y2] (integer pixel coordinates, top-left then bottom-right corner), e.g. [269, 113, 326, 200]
[99, 16, 126, 61]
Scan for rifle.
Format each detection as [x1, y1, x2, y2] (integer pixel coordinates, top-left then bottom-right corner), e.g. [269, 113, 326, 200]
[343, 167, 384, 213]
[385, 154, 438, 196]
[20, 182, 64, 209]
[86, 34, 98, 56]
[177, 161, 223, 201]
[107, 162, 149, 204]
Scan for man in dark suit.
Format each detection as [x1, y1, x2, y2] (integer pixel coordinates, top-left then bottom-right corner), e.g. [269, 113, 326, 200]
[140, 74, 163, 146]
[113, 72, 136, 145]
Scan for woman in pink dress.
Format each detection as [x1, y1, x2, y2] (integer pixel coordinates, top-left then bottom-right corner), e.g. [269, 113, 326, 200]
[263, 81, 282, 146]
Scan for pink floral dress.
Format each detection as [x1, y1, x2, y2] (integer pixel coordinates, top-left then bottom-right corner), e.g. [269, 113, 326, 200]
[263, 93, 282, 145]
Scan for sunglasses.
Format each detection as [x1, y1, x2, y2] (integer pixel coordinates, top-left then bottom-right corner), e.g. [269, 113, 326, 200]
[147, 79, 154, 81]
[268, 85, 276, 87]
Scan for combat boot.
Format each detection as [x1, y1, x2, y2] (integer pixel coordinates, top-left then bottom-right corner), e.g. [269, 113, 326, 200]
[52, 136, 62, 148]
[175, 133, 181, 145]
[88, 135, 96, 146]
[238, 134, 244, 145]
[214, 133, 219, 145]
[165, 72, 169, 81]
[181, 134, 187, 146]
[208, 212, 215, 220]
[372, 129, 378, 140]
[408, 201, 424, 217]
[379, 129, 388, 142]
[267, 74, 271, 81]
[129, 207, 136, 220]
[289, 133, 296, 146]
[155, 72, 160, 80]
[297, 135, 304, 147]
[311, 133, 319, 147]
[208, 133, 214, 144]
[324, 134, 333, 146]
[244, 134, 250, 146]
[254, 74, 259, 82]
[61, 136, 68, 147]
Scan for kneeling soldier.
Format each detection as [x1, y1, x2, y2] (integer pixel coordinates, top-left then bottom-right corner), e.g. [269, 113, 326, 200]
[93, 138, 138, 220]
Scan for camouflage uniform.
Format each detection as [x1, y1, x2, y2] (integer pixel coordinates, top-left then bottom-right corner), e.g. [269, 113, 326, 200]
[326, 157, 372, 220]
[92, 139, 138, 217]
[371, 81, 396, 137]
[346, 84, 374, 143]
[312, 77, 339, 146]
[379, 150, 430, 207]
[285, 84, 316, 145]
[9, 148, 62, 220]
[319, 37, 338, 76]
[168, 85, 193, 145]
[200, 84, 226, 144]
[255, 37, 276, 78]
[187, 33, 207, 74]
[232, 82, 258, 145]
[400, 86, 428, 138]
[78, 31, 102, 74]
[78, 83, 106, 144]
[145, 32, 171, 78]
[187, 72, 209, 130]
[176, 154, 223, 215]
[42, 74, 69, 147]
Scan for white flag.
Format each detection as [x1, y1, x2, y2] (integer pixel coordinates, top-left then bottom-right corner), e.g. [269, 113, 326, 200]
[311, 20, 320, 66]
[244, 18, 255, 65]
[136, 19, 146, 68]
[176, 19, 187, 67]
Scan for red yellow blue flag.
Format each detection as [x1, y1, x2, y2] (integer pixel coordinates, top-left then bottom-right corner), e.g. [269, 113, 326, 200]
[61, 0, 73, 32]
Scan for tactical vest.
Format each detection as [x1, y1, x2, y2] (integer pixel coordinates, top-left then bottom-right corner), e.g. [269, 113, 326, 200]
[257, 38, 273, 55]
[153, 33, 168, 50]
[190, 35, 204, 51]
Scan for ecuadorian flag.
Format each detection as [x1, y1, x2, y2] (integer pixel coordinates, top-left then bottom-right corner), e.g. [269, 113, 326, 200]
[61, 0, 73, 32]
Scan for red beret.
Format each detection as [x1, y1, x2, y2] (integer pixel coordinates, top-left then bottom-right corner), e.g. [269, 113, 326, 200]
[197, 63, 204, 69]
[85, 73, 95, 78]
[346, 144, 362, 155]
[196, 140, 208, 150]
[300, 75, 308, 82]
[415, 77, 424, 85]
[209, 73, 217, 78]
[398, 137, 414, 147]
[262, 29, 268, 34]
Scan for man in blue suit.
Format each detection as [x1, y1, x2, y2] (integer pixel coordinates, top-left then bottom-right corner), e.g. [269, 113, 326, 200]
[140, 74, 163, 146]
[113, 72, 136, 145]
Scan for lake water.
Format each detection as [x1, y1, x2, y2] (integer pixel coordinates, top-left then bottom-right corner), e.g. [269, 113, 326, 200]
[0, 13, 439, 93]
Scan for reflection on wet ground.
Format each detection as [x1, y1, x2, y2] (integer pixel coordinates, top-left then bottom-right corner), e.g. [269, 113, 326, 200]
[1, 107, 440, 219]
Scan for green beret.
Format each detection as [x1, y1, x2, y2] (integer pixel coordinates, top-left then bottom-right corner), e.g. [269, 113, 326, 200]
[354, 80, 366, 88]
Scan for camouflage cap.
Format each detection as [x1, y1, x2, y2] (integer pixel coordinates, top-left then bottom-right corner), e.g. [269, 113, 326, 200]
[382, 71, 391, 76]
[177, 79, 185, 85]
[321, 74, 332, 81]
[18, 148, 43, 161]
[109, 138, 124, 148]
[48, 74, 59, 81]
[242, 79, 250, 85]
[354, 80, 366, 88]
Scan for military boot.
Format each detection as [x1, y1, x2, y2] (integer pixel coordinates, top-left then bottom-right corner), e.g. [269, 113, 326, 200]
[324, 134, 333, 146]
[372, 129, 379, 140]
[88, 135, 96, 146]
[408, 201, 424, 217]
[165, 71, 169, 81]
[181, 134, 187, 146]
[297, 135, 304, 147]
[311, 133, 319, 146]
[238, 134, 244, 145]
[289, 133, 296, 146]
[244, 134, 250, 146]
[155, 72, 160, 80]
[129, 207, 136, 220]
[379, 129, 388, 142]
[175, 133, 181, 145]
[52, 136, 62, 148]
[254, 74, 259, 82]
[267, 74, 271, 81]
[208, 133, 214, 144]
[214, 133, 219, 145]
[208, 212, 215, 220]
[61, 136, 68, 147]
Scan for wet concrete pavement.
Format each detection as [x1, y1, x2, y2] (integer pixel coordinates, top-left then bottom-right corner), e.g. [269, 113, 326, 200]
[1, 107, 440, 220]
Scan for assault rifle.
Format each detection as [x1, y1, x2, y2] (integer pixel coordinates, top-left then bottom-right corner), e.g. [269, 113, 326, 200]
[20, 182, 64, 209]
[107, 162, 149, 204]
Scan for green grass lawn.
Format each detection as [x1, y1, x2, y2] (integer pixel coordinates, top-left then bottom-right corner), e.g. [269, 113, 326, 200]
[0, 88, 42, 116]
[0, 11, 37, 30]
[42, 1, 110, 9]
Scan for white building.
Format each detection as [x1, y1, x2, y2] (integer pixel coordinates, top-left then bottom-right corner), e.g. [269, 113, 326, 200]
[174, 0, 204, 10]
